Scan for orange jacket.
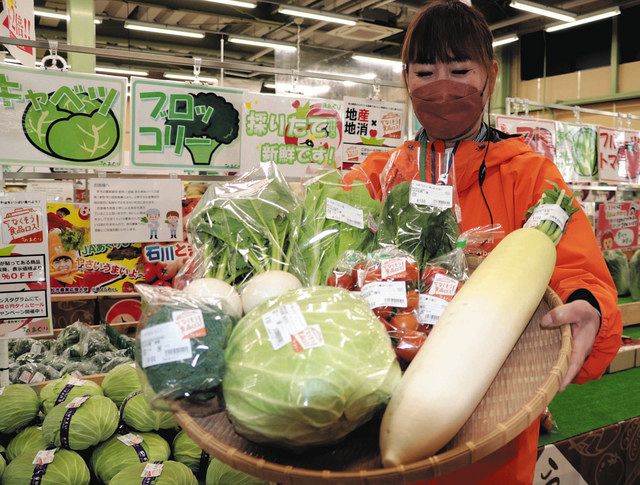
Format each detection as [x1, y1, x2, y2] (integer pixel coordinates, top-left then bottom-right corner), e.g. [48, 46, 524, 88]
[344, 133, 622, 484]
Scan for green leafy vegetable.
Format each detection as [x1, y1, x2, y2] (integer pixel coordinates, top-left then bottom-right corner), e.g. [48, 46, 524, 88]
[524, 181, 580, 245]
[172, 430, 208, 475]
[603, 250, 631, 296]
[40, 375, 104, 414]
[206, 458, 270, 485]
[3, 449, 90, 485]
[101, 363, 142, 406]
[556, 123, 598, 178]
[109, 460, 197, 485]
[0, 384, 39, 433]
[120, 391, 178, 432]
[6, 426, 47, 462]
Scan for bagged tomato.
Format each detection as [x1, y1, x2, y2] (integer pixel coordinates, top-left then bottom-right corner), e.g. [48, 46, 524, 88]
[325, 250, 367, 291]
[458, 224, 504, 259]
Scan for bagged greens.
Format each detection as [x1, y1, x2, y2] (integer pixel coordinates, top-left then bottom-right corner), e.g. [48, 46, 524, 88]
[6, 426, 47, 462]
[101, 363, 142, 406]
[224, 287, 401, 447]
[603, 249, 631, 296]
[91, 432, 171, 484]
[108, 460, 197, 485]
[206, 458, 270, 485]
[3, 448, 90, 485]
[172, 430, 208, 476]
[40, 375, 104, 414]
[294, 170, 380, 286]
[0, 384, 39, 433]
[42, 395, 119, 450]
[120, 391, 177, 432]
[555, 122, 598, 180]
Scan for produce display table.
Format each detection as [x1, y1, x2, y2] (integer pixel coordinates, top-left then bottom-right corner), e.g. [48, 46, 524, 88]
[618, 297, 640, 326]
[535, 367, 640, 484]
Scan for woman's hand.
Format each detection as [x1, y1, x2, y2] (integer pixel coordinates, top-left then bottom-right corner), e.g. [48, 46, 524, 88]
[540, 300, 600, 391]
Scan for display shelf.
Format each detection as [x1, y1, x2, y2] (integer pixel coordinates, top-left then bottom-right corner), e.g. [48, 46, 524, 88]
[618, 299, 640, 326]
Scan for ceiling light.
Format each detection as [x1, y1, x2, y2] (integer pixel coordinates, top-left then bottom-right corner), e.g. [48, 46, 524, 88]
[94, 18, 103, 25]
[264, 82, 330, 96]
[34, 8, 69, 21]
[509, 0, 576, 22]
[492, 35, 519, 47]
[545, 7, 620, 32]
[164, 73, 218, 83]
[277, 6, 357, 26]
[203, 0, 256, 8]
[310, 70, 377, 80]
[125, 21, 205, 39]
[96, 66, 149, 76]
[352, 54, 403, 72]
[228, 36, 297, 51]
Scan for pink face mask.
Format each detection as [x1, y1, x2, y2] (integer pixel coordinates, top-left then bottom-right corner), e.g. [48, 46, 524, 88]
[410, 79, 487, 141]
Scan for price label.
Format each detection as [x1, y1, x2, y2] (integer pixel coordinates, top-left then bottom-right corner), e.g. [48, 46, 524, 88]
[32, 449, 57, 465]
[262, 303, 308, 350]
[172, 309, 206, 339]
[19, 371, 32, 384]
[66, 396, 90, 409]
[141, 463, 164, 478]
[118, 433, 144, 446]
[524, 204, 569, 230]
[409, 181, 453, 209]
[418, 294, 449, 325]
[30, 372, 46, 384]
[291, 325, 325, 352]
[30, 342, 43, 356]
[67, 376, 87, 386]
[140, 322, 193, 368]
[361, 281, 407, 309]
[326, 198, 364, 229]
[381, 258, 406, 279]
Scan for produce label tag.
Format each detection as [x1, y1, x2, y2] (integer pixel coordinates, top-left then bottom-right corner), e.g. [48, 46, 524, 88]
[172, 309, 206, 339]
[30, 372, 46, 384]
[409, 181, 453, 209]
[68, 376, 87, 386]
[30, 342, 43, 356]
[524, 204, 569, 231]
[32, 449, 57, 465]
[291, 325, 325, 352]
[118, 433, 144, 446]
[326, 198, 364, 229]
[19, 371, 32, 384]
[141, 462, 164, 478]
[262, 303, 308, 350]
[140, 321, 193, 367]
[66, 395, 91, 409]
[418, 294, 449, 325]
[381, 258, 406, 279]
[361, 281, 408, 309]
[428, 274, 459, 299]
[0, 387, 4, 396]
[70, 371, 83, 378]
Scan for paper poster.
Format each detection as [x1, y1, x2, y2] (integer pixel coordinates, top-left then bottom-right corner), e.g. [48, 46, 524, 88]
[130, 78, 243, 172]
[341, 97, 404, 169]
[27, 181, 75, 202]
[597, 126, 640, 184]
[0, 192, 53, 338]
[47, 203, 145, 295]
[534, 445, 588, 485]
[89, 178, 183, 244]
[0, 65, 127, 169]
[241, 93, 344, 177]
[596, 202, 639, 251]
[495, 115, 556, 161]
[0, 0, 36, 67]
[555, 122, 598, 182]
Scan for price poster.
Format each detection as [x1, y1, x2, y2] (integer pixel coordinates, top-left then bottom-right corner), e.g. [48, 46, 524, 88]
[495, 115, 556, 162]
[0, 192, 53, 338]
[596, 202, 639, 251]
[597, 126, 640, 183]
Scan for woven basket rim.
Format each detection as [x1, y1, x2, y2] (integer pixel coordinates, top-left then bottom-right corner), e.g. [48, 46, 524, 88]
[173, 287, 572, 483]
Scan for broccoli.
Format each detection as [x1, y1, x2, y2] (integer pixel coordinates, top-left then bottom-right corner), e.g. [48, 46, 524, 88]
[165, 92, 240, 166]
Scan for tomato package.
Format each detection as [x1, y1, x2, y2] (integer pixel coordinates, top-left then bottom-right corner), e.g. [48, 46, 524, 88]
[325, 250, 367, 291]
[459, 224, 505, 259]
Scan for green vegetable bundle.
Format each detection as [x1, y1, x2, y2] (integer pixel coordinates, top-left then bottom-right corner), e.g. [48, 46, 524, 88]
[3, 448, 90, 485]
[109, 460, 197, 485]
[294, 170, 380, 285]
[6, 426, 47, 462]
[0, 384, 39, 433]
[524, 181, 580, 245]
[555, 122, 598, 180]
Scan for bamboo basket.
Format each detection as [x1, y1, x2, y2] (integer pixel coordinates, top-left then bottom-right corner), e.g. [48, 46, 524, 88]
[173, 287, 571, 484]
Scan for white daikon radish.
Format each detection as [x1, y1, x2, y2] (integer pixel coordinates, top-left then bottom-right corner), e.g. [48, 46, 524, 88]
[185, 278, 243, 319]
[380, 228, 556, 466]
[241, 271, 302, 314]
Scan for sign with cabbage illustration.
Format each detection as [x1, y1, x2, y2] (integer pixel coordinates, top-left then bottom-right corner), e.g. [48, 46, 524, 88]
[0, 65, 126, 169]
[130, 78, 242, 172]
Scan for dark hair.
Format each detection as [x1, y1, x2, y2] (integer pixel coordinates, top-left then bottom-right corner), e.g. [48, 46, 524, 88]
[56, 207, 71, 216]
[166, 211, 179, 218]
[402, 0, 494, 72]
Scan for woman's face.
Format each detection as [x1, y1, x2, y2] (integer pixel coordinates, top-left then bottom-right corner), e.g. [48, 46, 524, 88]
[406, 60, 490, 96]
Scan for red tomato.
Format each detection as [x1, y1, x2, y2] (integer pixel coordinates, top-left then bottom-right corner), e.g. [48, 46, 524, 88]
[421, 265, 448, 291]
[373, 306, 393, 321]
[326, 271, 356, 290]
[155, 260, 180, 281]
[401, 262, 420, 282]
[395, 330, 427, 362]
[363, 267, 382, 285]
[143, 263, 158, 283]
[404, 290, 420, 312]
[390, 311, 419, 334]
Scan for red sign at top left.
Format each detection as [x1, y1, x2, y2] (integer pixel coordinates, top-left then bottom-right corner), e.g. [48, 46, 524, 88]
[0, 0, 36, 67]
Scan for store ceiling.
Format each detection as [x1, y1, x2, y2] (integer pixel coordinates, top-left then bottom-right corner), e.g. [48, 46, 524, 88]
[18, 0, 633, 84]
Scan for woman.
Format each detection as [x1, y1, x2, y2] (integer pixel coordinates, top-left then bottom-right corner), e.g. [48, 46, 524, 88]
[344, 1, 622, 483]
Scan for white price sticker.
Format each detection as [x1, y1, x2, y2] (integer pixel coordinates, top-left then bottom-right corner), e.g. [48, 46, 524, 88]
[326, 198, 364, 229]
[141, 463, 164, 478]
[524, 204, 569, 230]
[361, 281, 408, 309]
[409, 180, 453, 209]
[0, 387, 5, 396]
[30, 342, 43, 356]
[66, 396, 90, 409]
[381, 258, 406, 279]
[291, 325, 325, 351]
[418, 294, 449, 325]
[67, 376, 87, 386]
[29, 372, 46, 384]
[32, 449, 57, 465]
[262, 303, 309, 350]
[140, 322, 193, 368]
[428, 274, 459, 298]
[172, 309, 206, 339]
[118, 433, 144, 446]
[19, 371, 32, 384]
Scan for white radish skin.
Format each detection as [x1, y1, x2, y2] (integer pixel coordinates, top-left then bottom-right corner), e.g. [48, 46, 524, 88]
[185, 278, 243, 319]
[241, 271, 302, 314]
[380, 228, 556, 467]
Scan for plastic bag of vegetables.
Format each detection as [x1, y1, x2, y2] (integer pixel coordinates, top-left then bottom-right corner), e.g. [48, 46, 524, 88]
[91, 432, 171, 483]
[120, 391, 177, 432]
[40, 375, 104, 414]
[206, 458, 270, 485]
[6, 426, 47, 462]
[0, 384, 39, 433]
[603, 249, 631, 296]
[108, 460, 197, 485]
[555, 122, 598, 180]
[135, 284, 237, 403]
[223, 286, 401, 447]
[101, 363, 143, 406]
[3, 448, 90, 485]
[172, 430, 209, 477]
[325, 250, 367, 290]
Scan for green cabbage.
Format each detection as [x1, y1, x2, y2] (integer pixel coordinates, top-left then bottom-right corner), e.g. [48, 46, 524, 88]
[0, 453, 5, 478]
[206, 458, 270, 485]
[603, 250, 630, 296]
[91, 432, 171, 484]
[101, 363, 142, 406]
[223, 287, 401, 447]
[172, 430, 208, 475]
[42, 395, 119, 450]
[3, 448, 90, 485]
[108, 460, 197, 485]
[121, 392, 177, 432]
[0, 384, 39, 433]
[629, 250, 640, 301]
[40, 375, 104, 414]
[6, 426, 47, 462]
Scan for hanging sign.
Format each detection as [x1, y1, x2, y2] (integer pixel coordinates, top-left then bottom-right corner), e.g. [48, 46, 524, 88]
[495, 115, 556, 161]
[597, 126, 640, 184]
[0, 191, 53, 338]
[0, 65, 126, 169]
[595, 202, 639, 251]
[241, 93, 344, 177]
[130, 78, 243, 172]
[0, 0, 36, 67]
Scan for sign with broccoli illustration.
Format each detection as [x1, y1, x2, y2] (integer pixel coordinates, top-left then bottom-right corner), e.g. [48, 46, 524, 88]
[241, 94, 344, 177]
[0, 65, 126, 169]
[341, 96, 405, 169]
[130, 78, 243, 172]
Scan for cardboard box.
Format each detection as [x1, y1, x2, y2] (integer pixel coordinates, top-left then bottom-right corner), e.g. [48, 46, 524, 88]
[607, 347, 637, 373]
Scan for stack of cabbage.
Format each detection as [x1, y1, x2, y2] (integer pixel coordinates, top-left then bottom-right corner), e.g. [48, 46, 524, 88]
[604, 249, 640, 301]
